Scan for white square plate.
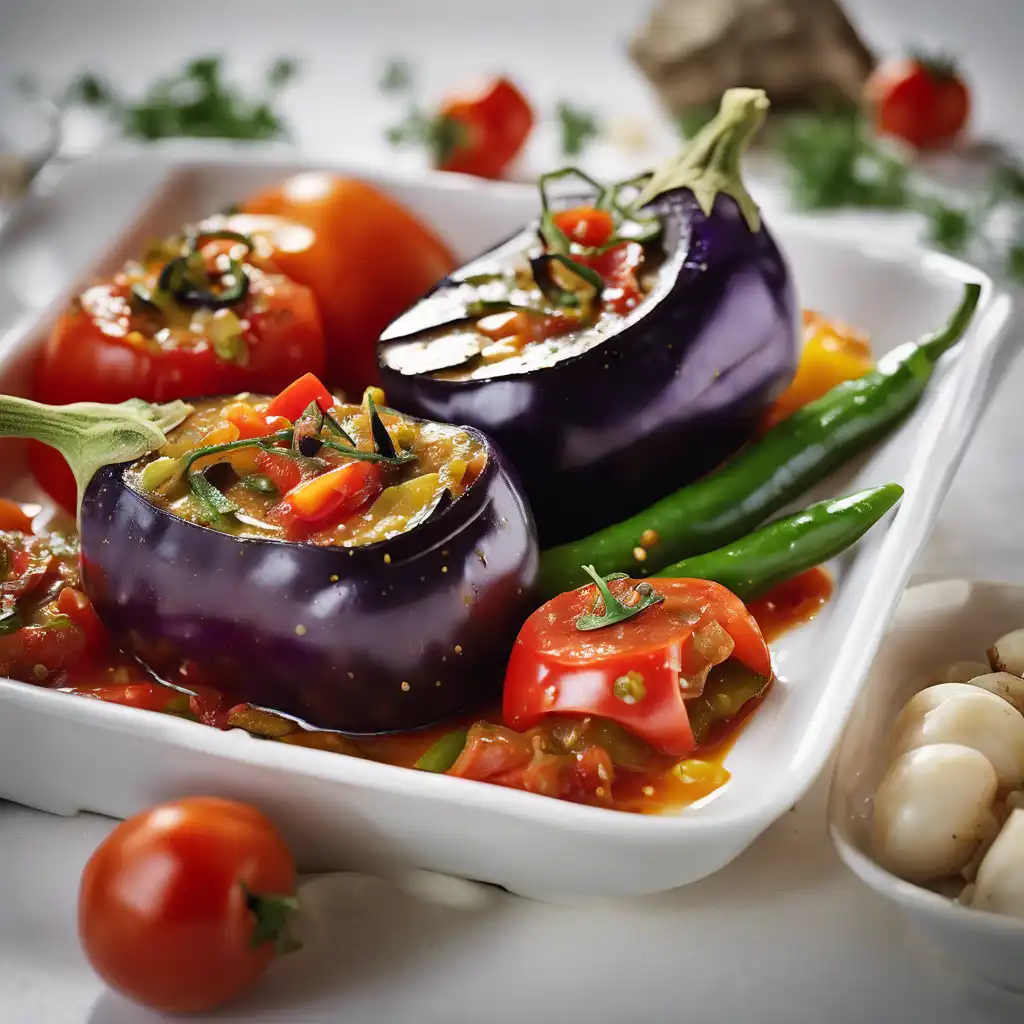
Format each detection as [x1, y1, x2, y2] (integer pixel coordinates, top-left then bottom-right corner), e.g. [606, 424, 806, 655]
[0, 149, 1016, 900]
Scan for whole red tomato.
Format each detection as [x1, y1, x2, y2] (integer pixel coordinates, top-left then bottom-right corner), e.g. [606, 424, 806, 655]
[241, 173, 457, 400]
[33, 230, 325, 510]
[436, 77, 534, 179]
[865, 56, 970, 150]
[79, 797, 299, 1015]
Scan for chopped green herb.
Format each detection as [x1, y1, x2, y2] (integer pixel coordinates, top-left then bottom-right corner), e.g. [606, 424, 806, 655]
[775, 109, 909, 211]
[415, 729, 468, 772]
[0, 609, 23, 635]
[379, 58, 414, 95]
[387, 108, 466, 166]
[575, 565, 664, 632]
[61, 55, 298, 142]
[1007, 244, 1024, 283]
[241, 473, 278, 496]
[916, 195, 973, 254]
[774, 109, 1024, 283]
[556, 102, 600, 158]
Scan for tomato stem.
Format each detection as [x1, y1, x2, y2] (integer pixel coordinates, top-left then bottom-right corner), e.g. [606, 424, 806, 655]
[242, 882, 302, 956]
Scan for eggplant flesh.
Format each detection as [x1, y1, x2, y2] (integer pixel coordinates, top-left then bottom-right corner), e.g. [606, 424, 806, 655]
[79, 430, 538, 734]
[378, 190, 798, 545]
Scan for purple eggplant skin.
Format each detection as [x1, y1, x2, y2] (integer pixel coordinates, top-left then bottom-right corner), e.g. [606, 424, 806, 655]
[78, 431, 538, 734]
[378, 189, 798, 545]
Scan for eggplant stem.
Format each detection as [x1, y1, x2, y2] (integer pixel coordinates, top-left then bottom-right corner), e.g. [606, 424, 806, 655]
[632, 87, 769, 231]
[0, 395, 192, 501]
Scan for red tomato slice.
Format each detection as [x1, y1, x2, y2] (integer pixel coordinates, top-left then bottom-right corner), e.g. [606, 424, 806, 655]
[503, 577, 771, 757]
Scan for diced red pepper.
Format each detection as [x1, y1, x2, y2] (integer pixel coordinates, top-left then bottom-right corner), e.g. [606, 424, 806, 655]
[254, 449, 303, 495]
[552, 206, 615, 248]
[0, 499, 34, 534]
[225, 402, 274, 439]
[56, 586, 107, 658]
[450, 723, 614, 804]
[279, 461, 383, 527]
[264, 373, 335, 421]
[68, 681, 184, 713]
[579, 241, 644, 314]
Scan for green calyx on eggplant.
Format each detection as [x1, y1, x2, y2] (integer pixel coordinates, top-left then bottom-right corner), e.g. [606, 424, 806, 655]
[0, 393, 538, 733]
[377, 88, 799, 546]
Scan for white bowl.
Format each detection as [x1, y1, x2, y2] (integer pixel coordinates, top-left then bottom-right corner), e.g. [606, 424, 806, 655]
[829, 579, 1024, 992]
[0, 148, 1017, 901]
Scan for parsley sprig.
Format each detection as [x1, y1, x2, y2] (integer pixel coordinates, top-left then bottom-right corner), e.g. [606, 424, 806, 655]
[62, 56, 298, 142]
[774, 109, 1024, 283]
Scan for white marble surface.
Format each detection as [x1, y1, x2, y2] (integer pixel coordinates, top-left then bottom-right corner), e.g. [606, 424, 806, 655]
[1, 1, 1023, 1021]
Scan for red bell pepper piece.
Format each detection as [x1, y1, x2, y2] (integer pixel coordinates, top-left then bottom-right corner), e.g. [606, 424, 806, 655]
[264, 373, 335, 422]
[279, 461, 383, 526]
[0, 499, 34, 534]
[552, 206, 615, 248]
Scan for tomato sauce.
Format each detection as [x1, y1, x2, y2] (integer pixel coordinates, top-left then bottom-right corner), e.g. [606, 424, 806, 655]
[8, 527, 830, 816]
[354, 567, 832, 814]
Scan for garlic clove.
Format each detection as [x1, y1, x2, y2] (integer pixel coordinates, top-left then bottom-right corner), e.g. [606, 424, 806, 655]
[890, 689, 1024, 790]
[963, 809, 1024, 919]
[873, 744, 999, 882]
[987, 629, 1024, 677]
[964, 672, 1024, 714]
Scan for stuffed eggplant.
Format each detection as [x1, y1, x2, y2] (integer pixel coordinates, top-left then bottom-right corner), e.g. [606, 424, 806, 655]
[378, 88, 798, 544]
[0, 377, 537, 733]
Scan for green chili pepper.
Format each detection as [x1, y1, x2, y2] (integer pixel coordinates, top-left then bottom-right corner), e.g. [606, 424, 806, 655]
[656, 483, 903, 601]
[537, 282, 980, 598]
[415, 729, 468, 773]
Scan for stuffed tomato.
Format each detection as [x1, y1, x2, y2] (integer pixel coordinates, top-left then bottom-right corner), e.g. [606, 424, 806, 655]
[4, 378, 536, 733]
[378, 89, 798, 544]
[33, 227, 326, 511]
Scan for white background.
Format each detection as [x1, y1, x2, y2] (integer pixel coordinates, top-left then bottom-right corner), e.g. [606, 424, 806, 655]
[1, 1, 1023, 1021]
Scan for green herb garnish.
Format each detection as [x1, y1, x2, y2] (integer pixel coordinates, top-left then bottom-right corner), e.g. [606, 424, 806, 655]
[365, 392, 399, 461]
[379, 58, 413, 95]
[322, 409, 355, 446]
[529, 254, 603, 313]
[241, 473, 278, 496]
[63, 56, 298, 142]
[415, 729, 468, 772]
[174, 430, 291, 524]
[0, 609, 23, 636]
[575, 565, 664, 632]
[556, 102, 600, 158]
[774, 109, 1024, 283]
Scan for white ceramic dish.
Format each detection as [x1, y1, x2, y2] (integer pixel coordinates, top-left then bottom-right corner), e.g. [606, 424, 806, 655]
[0, 149, 1016, 900]
[829, 579, 1024, 992]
